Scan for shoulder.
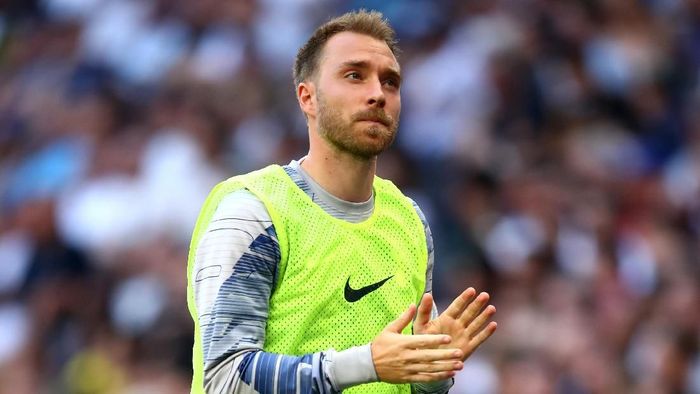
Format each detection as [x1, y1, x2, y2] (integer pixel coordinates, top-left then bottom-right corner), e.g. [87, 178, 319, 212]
[212, 188, 272, 224]
[208, 164, 292, 223]
[406, 196, 434, 255]
[406, 197, 429, 228]
[373, 177, 430, 232]
[373, 177, 417, 208]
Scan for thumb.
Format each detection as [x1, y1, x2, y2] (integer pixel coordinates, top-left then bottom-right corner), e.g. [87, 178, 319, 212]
[413, 293, 433, 333]
[385, 304, 416, 333]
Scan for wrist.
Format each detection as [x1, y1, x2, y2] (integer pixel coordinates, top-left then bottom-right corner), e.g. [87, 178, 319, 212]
[329, 344, 378, 390]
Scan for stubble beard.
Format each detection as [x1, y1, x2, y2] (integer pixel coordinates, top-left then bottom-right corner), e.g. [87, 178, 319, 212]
[316, 92, 398, 161]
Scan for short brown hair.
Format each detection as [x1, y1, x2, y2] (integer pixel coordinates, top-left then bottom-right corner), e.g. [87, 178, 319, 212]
[293, 9, 400, 87]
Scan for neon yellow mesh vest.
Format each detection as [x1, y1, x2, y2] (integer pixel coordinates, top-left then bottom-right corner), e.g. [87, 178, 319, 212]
[187, 165, 427, 393]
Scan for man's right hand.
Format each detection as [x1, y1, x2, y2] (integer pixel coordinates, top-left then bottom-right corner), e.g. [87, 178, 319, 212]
[370, 304, 464, 383]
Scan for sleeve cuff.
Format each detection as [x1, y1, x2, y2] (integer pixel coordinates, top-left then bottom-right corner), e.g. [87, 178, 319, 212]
[326, 344, 378, 390]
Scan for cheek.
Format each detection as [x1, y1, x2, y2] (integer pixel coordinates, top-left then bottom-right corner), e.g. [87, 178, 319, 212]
[323, 89, 356, 110]
[390, 98, 401, 119]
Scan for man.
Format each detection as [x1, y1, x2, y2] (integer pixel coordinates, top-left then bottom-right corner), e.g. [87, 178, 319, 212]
[187, 10, 497, 394]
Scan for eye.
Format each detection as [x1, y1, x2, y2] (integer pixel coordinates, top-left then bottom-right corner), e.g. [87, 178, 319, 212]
[345, 72, 362, 80]
[383, 78, 400, 88]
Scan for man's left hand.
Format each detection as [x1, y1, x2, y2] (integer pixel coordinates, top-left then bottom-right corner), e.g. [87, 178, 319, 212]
[413, 288, 497, 361]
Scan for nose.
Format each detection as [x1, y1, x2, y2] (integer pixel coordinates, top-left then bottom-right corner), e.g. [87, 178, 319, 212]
[366, 78, 386, 108]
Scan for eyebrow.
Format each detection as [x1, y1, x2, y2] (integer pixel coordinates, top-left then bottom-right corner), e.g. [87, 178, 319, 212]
[339, 60, 402, 82]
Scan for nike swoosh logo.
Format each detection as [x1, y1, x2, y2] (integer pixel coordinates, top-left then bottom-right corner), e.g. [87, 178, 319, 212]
[344, 275, 394, 303]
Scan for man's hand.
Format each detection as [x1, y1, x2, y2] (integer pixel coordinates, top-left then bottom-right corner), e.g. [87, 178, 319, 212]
[371, 304, 465, 383]
[413, 288, 497, 361]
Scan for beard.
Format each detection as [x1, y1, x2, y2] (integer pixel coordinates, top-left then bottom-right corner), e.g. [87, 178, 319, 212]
[316, 91, 398, 160]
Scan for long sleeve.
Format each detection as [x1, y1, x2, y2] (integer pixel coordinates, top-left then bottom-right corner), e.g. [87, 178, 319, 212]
[192, 189, 378, 393]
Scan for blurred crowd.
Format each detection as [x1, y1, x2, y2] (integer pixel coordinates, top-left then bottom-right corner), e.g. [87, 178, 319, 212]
[1, 0, 699, 393]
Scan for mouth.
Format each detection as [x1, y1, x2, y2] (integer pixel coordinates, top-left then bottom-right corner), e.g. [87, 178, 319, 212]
[357, 118, 389, 127]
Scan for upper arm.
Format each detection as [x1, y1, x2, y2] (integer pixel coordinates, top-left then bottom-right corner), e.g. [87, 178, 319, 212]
[192, 189, 279, 371]
[409, 198, 434, 294]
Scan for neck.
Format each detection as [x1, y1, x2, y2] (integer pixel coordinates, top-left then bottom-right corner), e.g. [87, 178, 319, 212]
[301, 146, 376, 203]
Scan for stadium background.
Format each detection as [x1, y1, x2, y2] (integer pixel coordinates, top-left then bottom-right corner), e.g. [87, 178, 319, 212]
[1, 0, 699, 392]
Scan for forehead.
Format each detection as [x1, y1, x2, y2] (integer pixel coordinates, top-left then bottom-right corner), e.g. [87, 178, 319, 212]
[319, 31, 399, 72]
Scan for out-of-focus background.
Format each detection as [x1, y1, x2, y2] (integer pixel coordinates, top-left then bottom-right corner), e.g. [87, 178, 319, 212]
[1, 0, 699, 393]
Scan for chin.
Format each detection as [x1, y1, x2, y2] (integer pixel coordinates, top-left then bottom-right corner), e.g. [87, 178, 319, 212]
[362, 139, 393, 156]
[362, 124, 392, 138]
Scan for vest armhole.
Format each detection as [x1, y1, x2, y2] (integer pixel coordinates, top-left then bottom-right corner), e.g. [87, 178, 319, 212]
[237, 165, 290, 295]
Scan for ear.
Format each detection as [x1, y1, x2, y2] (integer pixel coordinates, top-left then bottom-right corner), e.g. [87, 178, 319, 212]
[297, 81, 316, 119]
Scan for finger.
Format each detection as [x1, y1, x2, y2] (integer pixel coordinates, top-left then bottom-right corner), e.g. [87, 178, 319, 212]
[401, 334, 452, 349]
[457, 291, 490, 326]
[385, 304, 416, 333]
[409, 371, 456, 382]
[443, 288, 476, 319]
[413, 293, 433, 333]
[466, 305, 496, 339]
[404, 360, 463, 373]
[406, 348, 464, 362]
[465, 321, 497, 357]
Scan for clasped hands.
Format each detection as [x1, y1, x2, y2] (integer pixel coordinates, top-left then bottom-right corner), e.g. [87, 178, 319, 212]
[370, 288, 497, 383]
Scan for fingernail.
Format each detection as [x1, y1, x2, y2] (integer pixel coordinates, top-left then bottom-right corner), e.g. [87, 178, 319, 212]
[453, 351, 462, 357]
[443, 336, 451, 343]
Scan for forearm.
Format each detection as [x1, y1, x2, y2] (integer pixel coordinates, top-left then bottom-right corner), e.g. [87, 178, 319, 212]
[204, 345, 378, 393]
[205, 349, 332, 393]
